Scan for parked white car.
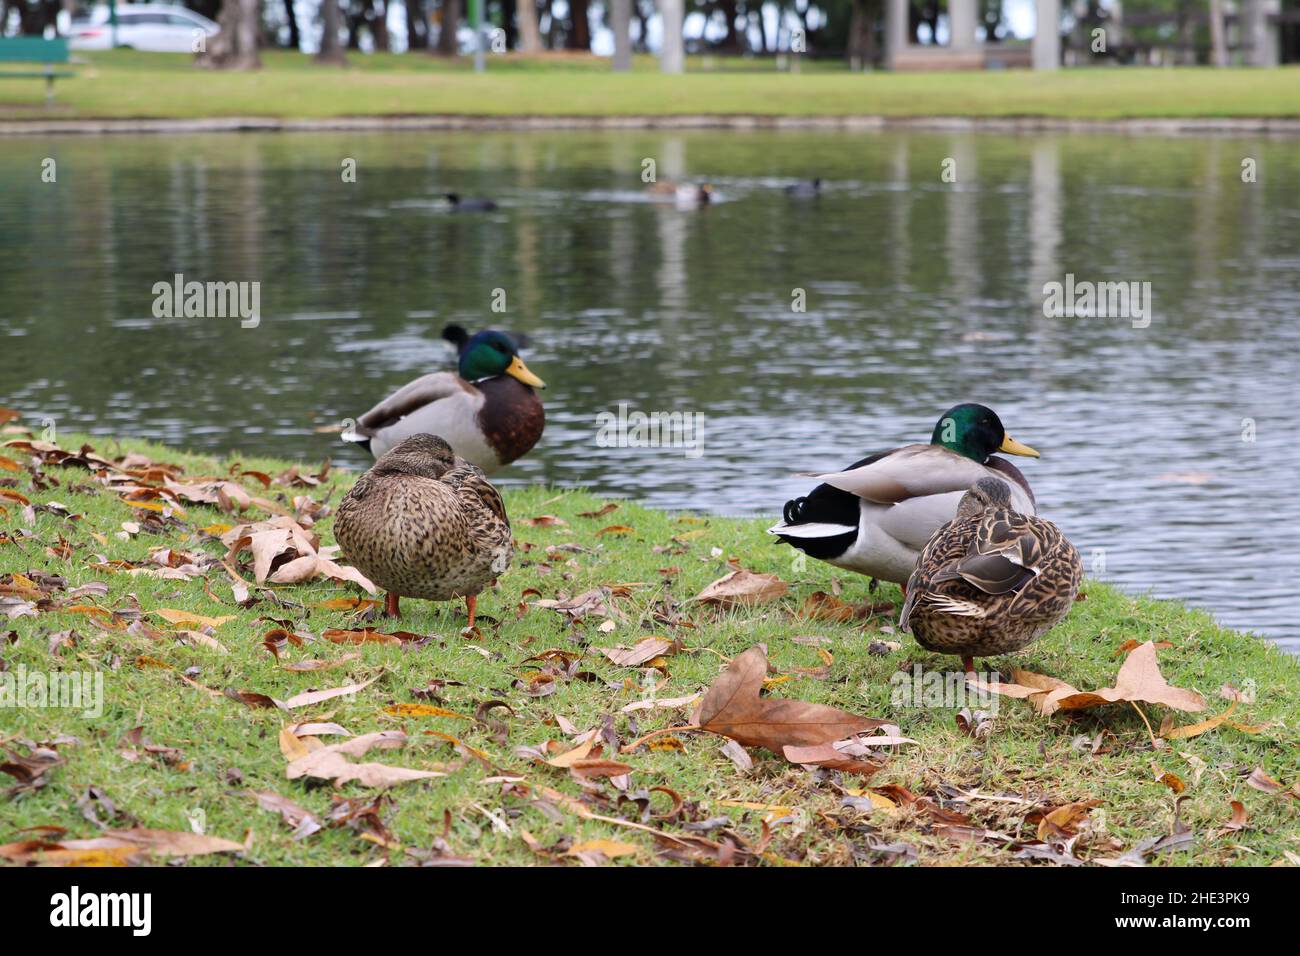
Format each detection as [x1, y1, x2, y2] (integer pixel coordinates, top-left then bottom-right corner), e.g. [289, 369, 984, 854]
[68, 4, 219, 53]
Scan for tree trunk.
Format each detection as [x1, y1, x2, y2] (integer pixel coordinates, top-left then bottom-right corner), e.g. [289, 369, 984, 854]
[405, 0, 428, 48]
[367, 0, 389, 50]
[282, 0, 300, 48]
[660, 0, 684, 70]
[1208, 0, 1227, 65]
[517, 0, 541, 51]
[317, 0, 347, 62]
[201, 0, 262, 69]
[610, 0, 631, 67]
[717, 0, 739, 50]
[436, 0, 461, 54]
[566, 0, 590, 48]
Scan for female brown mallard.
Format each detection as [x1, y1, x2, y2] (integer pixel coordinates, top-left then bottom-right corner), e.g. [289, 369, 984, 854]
[344, 329, 544, 475]
[899, 477, 1081, 674]
[334, 434, 513, 626]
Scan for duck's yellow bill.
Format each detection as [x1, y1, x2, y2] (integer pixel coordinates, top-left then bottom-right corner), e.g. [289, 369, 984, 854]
[999, 435, 1040, 458]
[506, 356, 546, 389]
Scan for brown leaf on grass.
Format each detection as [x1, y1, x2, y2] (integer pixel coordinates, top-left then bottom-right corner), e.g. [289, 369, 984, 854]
[285, 731, 445, 788]
[225, 688, 286, 711]
[522, 515, 567, 527]
[781, 743, 881, 777]
[577, 503, 619, 519]
[969, 641, 1204, 716]
[1162, 700, 1252, 740]
[283, 674, 379, 710]
[1245, 768, 1286, 794]
[620, 693, 701, 714]
[315, 597, 382, 613]
[246, 790, 322, 840]
[569, 759, 634, 779]
[0, 828, 243, 864]
[532, 588, 626, 623]
[596, 525, 635, 536]
[720, 739, 753, 771]
[1113, 639, 1173, 658]
[696, 646, 887, 753]
[545, 738, 596, 768]
[798, 591, 882, 623]
[693, 569, 788, 608]
[383, 704, 471, 720]
[597, 637, 674, 667]
[281, 653, 361, 673]
[1032, 799, 1103, 841]
[2, 746, 64, 796]
[322, 627, 408, 646]
[153, 608, 236, 629]
[223, 516, 376, 594]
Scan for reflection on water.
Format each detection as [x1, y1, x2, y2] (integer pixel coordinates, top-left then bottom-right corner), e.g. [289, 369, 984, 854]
[0, 129, 1297, 649]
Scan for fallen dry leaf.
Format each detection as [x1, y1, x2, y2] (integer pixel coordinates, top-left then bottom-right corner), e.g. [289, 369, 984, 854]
[565, 838, 639, 859]
[597, 637, 673, 667]
[153, 608, 236, 629]
[694, 569, 788, 608]
[695, 646, 887, 753]
[969, 642, 1204, 716]
[284, 675, 379, 710]
[285, 731, 444, 788]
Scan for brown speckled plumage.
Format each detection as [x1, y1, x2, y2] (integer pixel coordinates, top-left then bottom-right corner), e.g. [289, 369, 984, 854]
[334, 434, 513, 611]
[900, 477, 1081, 665]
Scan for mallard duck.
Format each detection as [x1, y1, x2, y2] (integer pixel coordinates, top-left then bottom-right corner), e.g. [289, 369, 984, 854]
[334, 434, 513, 625]
[784, 178, 822, 198]
[768, 404, 1039, 586]
[445, 193, 498, 212]
[441, 323, 531, 358]
[646, 180, 713, 206]
[344, 329, 545, 474]
[899, 477, 1081, 673]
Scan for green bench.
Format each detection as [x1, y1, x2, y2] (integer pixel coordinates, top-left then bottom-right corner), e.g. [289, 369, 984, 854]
[0, 37, 75, 102]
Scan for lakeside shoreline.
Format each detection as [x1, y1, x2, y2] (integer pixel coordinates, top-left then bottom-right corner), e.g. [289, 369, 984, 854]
[1, 431, 1298, 865]
[6, 113, 1300, 137]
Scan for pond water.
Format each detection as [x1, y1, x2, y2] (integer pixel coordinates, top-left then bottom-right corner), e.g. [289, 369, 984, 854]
[1, 129, 1297, 650]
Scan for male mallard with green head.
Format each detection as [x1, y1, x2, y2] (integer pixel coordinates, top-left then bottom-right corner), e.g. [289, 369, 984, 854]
[345, 329, 545, 475]
[334, 434, 513, 626]
[768, 404, 1040, 586]
[900, 477, 1082, 674]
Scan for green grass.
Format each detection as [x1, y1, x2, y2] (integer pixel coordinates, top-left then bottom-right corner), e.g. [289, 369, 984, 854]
[1, 50, 1298, 121]
[1, 433, 1298, 866]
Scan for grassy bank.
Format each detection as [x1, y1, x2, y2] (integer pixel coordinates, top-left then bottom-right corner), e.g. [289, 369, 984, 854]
[1, 431, 1298, 867]
[1, 50, 1298, 121]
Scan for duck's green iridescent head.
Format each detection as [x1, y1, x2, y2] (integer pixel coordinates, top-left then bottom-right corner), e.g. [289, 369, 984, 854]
[930, 403, 1039, 463]
[458, 330, 546, 389]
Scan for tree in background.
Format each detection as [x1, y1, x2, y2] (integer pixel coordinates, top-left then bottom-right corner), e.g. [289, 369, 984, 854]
[1, 0, 61, 35]
[435, 0, 461, 53]
[517, 0, 542, 50]
[317, 0, 347, 61]
[200, 0, 262, 67]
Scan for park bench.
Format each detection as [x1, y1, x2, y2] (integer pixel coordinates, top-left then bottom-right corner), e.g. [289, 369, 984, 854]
[0, 37, 75, 102]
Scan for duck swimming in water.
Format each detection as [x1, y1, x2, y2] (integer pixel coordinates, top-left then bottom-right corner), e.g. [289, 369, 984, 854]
[445, 193, 498, 212]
